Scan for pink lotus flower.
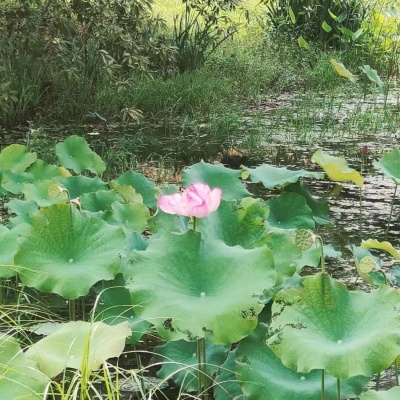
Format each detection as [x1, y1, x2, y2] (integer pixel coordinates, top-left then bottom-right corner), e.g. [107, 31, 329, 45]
[157, 183, 222, 218]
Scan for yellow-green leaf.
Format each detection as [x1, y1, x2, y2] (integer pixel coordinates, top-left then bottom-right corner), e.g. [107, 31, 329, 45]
[330, 59, 358, 83]
[361, 239, 400, 260]
[311, 149, 364, 188]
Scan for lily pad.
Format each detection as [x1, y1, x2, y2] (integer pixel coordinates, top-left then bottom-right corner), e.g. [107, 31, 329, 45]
[153, 340, 229, 392]
[373, 149, 400, 184]
[182, 162, 251, 201]
[214, 350, 243, 400]
[56, 135, 106, 175]
[0, 144, 37, 173]
[266, 193, 315, 230]
[126, 230, 276, 344]
[0, 334, 49, 400]
[196, 198, 269, 248]
[330, 59, 358, 83]
[285, 181, 330, 225]
[361, 65, 383, 87]
[0, 223, 31, 278]
[80, 190, 124, 213]
[6, 199, 38, 227]
[57, 175, 107, 199]
[236, 322, 369, 400]
[23, 179, 69, 207]
[361, 387, 400, 399]
[26, 321, 131, 377]
[14, 204, 125, 299]
[361, 239, 400, 260]
[312, 149, 364, 188]
[115, 171, 156, 209]
[248, 164, 323, 189]
[267, 273, 400, 379]
[94, 274, 150, 345]
[104, 202, 150, 232]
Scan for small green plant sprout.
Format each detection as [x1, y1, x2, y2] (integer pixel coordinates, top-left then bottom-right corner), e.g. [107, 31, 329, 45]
[373, 149, 400, 239]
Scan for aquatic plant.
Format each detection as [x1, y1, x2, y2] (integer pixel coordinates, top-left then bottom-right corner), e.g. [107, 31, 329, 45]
[0, 135, 400, 399]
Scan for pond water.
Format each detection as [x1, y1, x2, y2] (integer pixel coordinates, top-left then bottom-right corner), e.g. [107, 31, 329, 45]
[1, 87, 400, 398]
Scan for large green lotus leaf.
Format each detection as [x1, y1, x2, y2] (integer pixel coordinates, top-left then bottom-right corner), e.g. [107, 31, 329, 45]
[248, 164, 323, 189]
[126, 230, 276, 344]
[0, 223, 30, 278]
[14, 204, 125, 300]
[196, 198, 269, 248]
[5, 199, 38, 227]
[236, 322, 369, 400]
[23, 179, 69, 207]
[1, 170, 34, 194]
[55, 135, 106, 174]
[373, 149, 400, 184]
[214, 349, 243, 400]
[285, 181, 331, 225]
[312, 149, 364, 188]
[263, 230, 299, 285]
[104, 202, 150, 232]
[80, 190, 123, 213]
[296, 244, 340, 271]
[182, 162, 251, 200]
[0, 144, 37, 173]
[153, 340, 229, 392]
[0, 334, 49, 400]
[109, 181, 144, 204]
[267, 273, 400, 379]
[94, 274, 150, 345]
[361, 387, 400, 399]
[115, 170, 156, 209]
[267, 193, 315, 230]
[361, 239, 400, 259]
[148, 212, 189, 234]
[26, 159, 62, 182]
[57, 175, 107, 199]
[26, 321, 131, 378]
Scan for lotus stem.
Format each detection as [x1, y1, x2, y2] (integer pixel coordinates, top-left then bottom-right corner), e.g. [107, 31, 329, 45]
[316, 236, 325, 274]
[193, 216, 197, 232]
[69, 299, 76, 321]
[321, 369, 325, 400]
[395, 358, 399, 386]
[337, 378, 341, 400]
[359, 188, 363, 240]
[375, 373, 380, 390]
[0, 279, 3, 305]
[385, 184, 398, 240]
[197, 337, 208, 399]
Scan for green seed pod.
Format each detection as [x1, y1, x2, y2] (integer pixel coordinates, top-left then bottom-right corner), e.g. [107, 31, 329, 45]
[295, 229, 316, 251]
[357, 256, 377, 275]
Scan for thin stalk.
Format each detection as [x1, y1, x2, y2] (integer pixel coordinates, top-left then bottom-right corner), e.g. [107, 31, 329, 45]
[0, 279, 3, 305]
[69, 300, 76, 321]
[395, 358, 399, 386]
[359, 188, 363, 240]
[193, 216, 197, 231]
[197, 337, 208, 400]
[321, 369, 325, 400]
[385, 185, 398, 240]
[316, 236, 325, 274]
[337, 378, 341, 400]
[134, 345, 146, 395]
[375, 373, 380, 390]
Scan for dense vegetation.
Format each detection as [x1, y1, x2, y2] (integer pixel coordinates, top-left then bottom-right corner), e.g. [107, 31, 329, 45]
[1, 2, 400, 400]
[0, 0, 399, 125]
